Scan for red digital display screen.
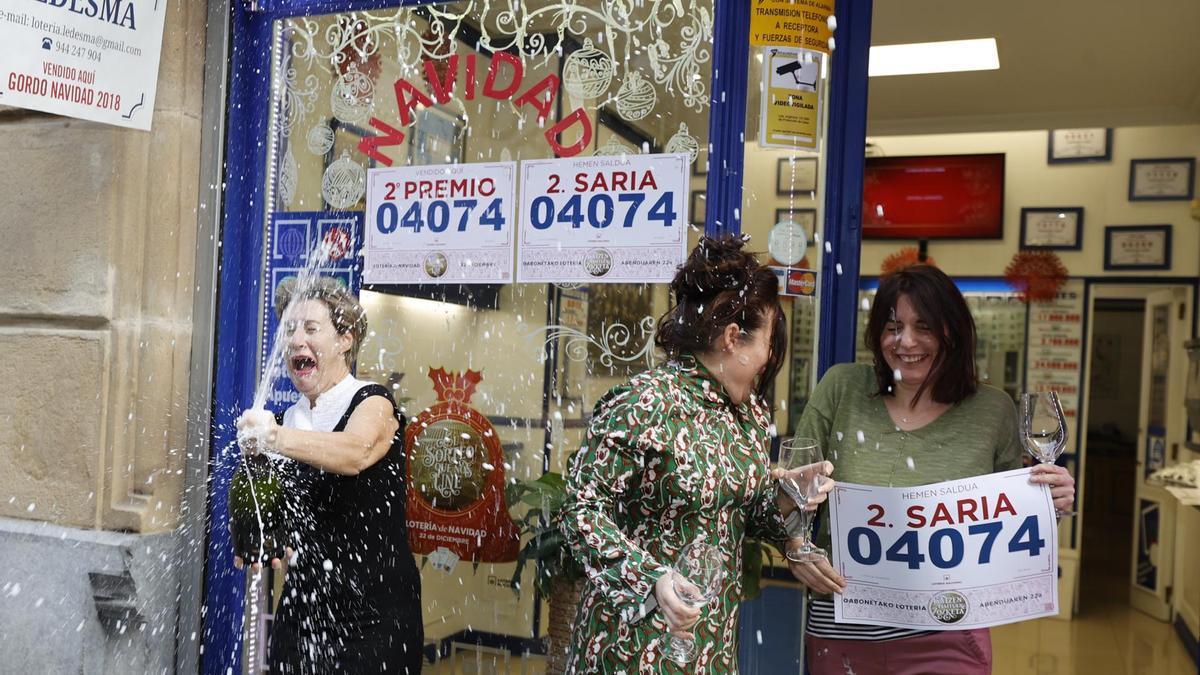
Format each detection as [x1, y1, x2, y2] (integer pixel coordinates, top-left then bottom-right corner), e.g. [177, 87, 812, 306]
[862, 154, 1005, 239]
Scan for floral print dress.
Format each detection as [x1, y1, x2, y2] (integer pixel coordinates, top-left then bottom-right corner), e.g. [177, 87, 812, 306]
[560, 357, 788, 673]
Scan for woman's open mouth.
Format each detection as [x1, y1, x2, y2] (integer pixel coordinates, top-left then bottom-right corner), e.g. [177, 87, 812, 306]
[897, 354, 928, 365]
[290, 355, 317, 378]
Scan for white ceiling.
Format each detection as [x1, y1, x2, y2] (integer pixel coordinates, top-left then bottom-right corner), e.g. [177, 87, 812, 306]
[867, 0, 1200, 135]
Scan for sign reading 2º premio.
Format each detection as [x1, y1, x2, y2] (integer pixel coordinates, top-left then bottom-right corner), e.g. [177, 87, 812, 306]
[516, 153, 690, 284]
[830, 468, 1059, 630]
[364, 162, 516, 284]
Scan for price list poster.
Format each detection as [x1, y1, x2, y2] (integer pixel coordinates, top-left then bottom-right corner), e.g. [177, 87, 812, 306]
[1025, 279, 1085, 455]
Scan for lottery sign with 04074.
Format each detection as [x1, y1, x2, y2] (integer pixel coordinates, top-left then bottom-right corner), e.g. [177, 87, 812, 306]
[830, 467, 1059, 630]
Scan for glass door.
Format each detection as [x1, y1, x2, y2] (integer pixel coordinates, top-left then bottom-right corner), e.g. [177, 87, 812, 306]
[1129, 287, 1188, 621]
[216, 2, 718, 673]
[205, 1, 871, 673]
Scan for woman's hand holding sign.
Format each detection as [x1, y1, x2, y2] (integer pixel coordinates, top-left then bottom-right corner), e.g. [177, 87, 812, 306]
[788, 550, 847, 594]
[1028, 463, 1075, 515]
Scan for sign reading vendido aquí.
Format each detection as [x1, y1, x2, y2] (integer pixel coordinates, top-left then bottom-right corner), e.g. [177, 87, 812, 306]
[1, 0, 167, 129]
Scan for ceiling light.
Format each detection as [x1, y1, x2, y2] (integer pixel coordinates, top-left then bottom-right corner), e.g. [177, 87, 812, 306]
[868, 38, 999, 77]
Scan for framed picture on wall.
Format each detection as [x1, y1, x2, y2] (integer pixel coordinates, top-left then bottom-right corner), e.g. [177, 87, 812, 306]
[1104, 225, 1172, 271]
[1128, 157, 1196, 201]
[1019, 207, 1083, 250]
[1047, 128, 1112, 164]
[690, 190, 706, 227]
[776, 157, 818, 195]
[774, 208, 817, 232]
[407, 106, 466, 166]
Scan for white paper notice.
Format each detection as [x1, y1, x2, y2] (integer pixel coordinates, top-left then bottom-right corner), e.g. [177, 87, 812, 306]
[1, 0, 168, 130]
[830, 468, 1059, 630]
[516, 153, 690, 283]
[1026, 280, 1085, 454]
[364, 162, 516, 284]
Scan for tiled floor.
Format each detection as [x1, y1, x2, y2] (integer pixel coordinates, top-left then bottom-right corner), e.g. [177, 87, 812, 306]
[992, 571, 1196, 675]
[424, 578, 1197, 674]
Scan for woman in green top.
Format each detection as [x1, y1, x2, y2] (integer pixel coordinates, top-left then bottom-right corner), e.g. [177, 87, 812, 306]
[560, 236, 834, 673]
[790, 264, 1076, 674]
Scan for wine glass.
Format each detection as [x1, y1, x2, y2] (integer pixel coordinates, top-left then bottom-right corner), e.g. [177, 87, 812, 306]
[662, 541, 725, 665]
[779, 437, 828, 563]
[1020, 391, 1074, 517]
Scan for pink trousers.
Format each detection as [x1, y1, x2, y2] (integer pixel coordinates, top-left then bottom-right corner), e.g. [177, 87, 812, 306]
[806, 629, 992, 675]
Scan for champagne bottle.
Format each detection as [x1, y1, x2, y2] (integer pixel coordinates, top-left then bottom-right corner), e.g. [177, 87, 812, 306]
[229, 453, 288, 564]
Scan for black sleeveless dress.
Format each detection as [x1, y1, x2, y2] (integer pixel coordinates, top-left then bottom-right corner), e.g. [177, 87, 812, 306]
[268, 384, 424, 673]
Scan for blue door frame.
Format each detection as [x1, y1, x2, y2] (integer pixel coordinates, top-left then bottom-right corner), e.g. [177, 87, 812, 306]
[201, 1, 871, 670]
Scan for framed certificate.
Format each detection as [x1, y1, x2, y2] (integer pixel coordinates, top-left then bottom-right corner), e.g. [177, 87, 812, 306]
[777, 157, 818, 195]
[1047, 128, 1111, 164]
[690, 190, 706, 227]
[1104, 225, 1172, 271]
[1019, 207, 1083, 250]
[1128, 158, 1196, 201]
[775, 208, 817, 232]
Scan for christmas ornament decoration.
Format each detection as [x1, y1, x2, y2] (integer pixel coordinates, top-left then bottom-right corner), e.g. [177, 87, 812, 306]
[305, 122, 335, 156]
[664, 122, 700, 164]
[322, 151, 366, 209]
[592, 136, 635, 157]
[881, 247, 935, 276]
[615, 70, 656, 121]
[278, 148, 298, 206]
[1004, 250, 1069, 303]
[330, 65, 374, 124]
[563, 38, 614, 99]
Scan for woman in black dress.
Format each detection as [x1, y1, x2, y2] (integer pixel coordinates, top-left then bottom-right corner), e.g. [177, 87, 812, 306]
[235, 277, 423, 673]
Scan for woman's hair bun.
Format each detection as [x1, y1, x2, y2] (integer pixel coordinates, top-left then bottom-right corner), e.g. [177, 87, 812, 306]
[656, 234, 785, 400]
[670, 234, 755, 302]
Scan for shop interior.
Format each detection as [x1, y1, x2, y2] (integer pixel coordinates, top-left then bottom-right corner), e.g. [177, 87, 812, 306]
[240, 1, 1199, 672]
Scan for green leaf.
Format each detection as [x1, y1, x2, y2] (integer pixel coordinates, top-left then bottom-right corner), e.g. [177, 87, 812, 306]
[534, 472, 566, 491]
[519, 492, 552, 509]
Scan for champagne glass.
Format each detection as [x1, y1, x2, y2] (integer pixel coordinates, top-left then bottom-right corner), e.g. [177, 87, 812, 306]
[779, 437, 829, 563]
[662, 541, 725, 665]
[1020, 391, 1074, 517]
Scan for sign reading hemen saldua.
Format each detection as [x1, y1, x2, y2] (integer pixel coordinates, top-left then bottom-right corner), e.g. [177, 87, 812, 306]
[0, 0, 167, 130]
[830, 468, 1059, 630]
[516, 152, 690, 283]
[364, 162, 517, 284]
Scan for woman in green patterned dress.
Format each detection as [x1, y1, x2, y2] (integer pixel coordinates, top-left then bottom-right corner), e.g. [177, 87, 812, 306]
[560, 236, 835, 673]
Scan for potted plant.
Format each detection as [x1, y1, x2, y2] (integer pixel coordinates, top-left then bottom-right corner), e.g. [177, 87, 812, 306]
[507, 472, 585, 675]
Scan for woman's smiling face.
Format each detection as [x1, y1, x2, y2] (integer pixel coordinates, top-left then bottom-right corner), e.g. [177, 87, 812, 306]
[880, 293, 940, 389]
[283, 299, 351, 401]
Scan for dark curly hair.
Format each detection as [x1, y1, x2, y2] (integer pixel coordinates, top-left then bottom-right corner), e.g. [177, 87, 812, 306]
[655, 235, 786, 398]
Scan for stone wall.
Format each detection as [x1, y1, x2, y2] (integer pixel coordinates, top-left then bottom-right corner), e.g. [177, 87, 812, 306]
[0, 0, 204, 535]
[0, 0, 209, 669]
